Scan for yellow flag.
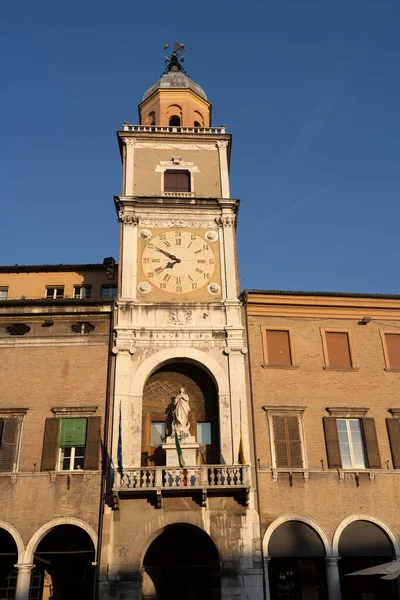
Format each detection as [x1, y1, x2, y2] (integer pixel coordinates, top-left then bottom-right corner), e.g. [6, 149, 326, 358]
[238, 432, 246, 465]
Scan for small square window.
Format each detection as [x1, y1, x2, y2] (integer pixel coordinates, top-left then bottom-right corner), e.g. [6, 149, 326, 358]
[101, 285, 117, 299]
[46, 287, 64, 299]
[197, 422, 211, 445]
[0, 287, 8, 301]
[151, 422, 166, 446]
[74, 285, 92, 299]
[262, 328, 295, 367]
[164, 170, 191, 193]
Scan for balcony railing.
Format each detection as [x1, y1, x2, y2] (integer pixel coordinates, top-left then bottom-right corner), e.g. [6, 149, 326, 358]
[115, 465, 249, 491]
[122, 124, 226, 135]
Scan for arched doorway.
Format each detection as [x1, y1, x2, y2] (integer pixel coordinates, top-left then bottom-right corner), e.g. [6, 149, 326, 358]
[142, 362, 220, 466]
[142, 524, 220, 600]
[31, 525, 95, 600]
[0, 528, 18, 598]
[338, 520, 397, 600]
[268, 520, 328, 599]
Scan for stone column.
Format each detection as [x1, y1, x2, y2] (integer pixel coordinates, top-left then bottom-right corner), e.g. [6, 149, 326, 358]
[14, 564, 33, 600]
[216, 141, 230, 198]
[326, 557, 342, 600]
[263, 557, 272, 600]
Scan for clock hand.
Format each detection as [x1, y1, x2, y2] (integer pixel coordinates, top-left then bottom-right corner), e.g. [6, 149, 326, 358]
[155, 247, 181, 262]
[160, 261, 178, 272]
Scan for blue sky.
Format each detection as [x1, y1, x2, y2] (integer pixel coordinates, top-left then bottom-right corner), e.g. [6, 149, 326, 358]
[1, 0, 399, 293]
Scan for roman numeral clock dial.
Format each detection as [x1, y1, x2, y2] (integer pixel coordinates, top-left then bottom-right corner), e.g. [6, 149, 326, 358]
[138, 230, 220, 297]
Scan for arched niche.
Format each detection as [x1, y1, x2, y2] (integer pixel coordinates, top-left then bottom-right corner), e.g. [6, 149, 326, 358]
[193, 110, 204, 127]
[166, 104, 182, 127]
[145, 111, 156, 126]
[141, 361, 220, 466]
[142, 523, 220, 600]
[31, 524, 96, 600]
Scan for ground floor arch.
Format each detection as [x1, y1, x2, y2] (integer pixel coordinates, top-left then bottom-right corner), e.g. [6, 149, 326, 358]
[0, 527, 19, 598]
[264, 517, 329, 600]
[336, 518, 398, 600]
[25, 522, 97, 600]
[142, 523, 221, 600]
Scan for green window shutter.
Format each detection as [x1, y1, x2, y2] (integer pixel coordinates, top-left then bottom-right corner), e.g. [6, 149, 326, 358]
[59, 418, 87, 448]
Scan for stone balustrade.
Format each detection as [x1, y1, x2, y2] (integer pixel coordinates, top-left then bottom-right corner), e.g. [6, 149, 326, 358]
[115, 465, 250, 490]
[122, 124, 226, 134]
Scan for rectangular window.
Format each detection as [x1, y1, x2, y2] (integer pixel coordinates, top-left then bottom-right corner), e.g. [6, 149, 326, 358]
[323, 415, 381, 469]
[73, 285, 92, 299]
[336, 419, 367, 469]
[151, 422, 166, 446]
[164, 170, 191, 192]
[0, 418, 19, 472]
[0, 287, 8, 301]
[45, 286, 64, 299]
[101, 285, 117, 299]
[384, 333, 400, 369]
[262, 328, 295, 367]
[197, 422, 211, 445]
[322, 329, 355, 368]
[59, 418, 87, 471]
[271, 415, 303, 468]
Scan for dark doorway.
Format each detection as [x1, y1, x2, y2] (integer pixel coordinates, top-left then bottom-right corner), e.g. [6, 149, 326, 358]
[32, 525, 95, 600]
[339, 520, 397, 600]
[0, 529, 18, 599]
[169, 116, 181, 127]
[268, 521, 328, 600]
[142, 524, 220, 600]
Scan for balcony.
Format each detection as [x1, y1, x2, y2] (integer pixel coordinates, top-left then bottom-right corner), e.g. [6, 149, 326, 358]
[113, 465, 250, 508]
[122, 124, 226, 135]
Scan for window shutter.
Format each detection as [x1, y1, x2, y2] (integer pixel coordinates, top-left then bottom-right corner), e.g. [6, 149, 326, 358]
[386, 334, 400, 369]
[84, 417, 101, 470]
[325, 332, 352, 367]
[41, 418, 60, 471]
[323, 417, 342, 468]
[0, 419, 4, 445]
[363, 418, 381, 469]
[387, 418, 400, 469]
[266, 330, 292, 366]
[273, 416, 289, 467]
[287, 416, 303, 468]
[0, 419, 18, 472]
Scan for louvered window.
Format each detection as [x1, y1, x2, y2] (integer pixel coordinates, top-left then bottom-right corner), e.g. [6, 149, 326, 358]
[387, 418, 400, 468]
[41, 416, 101, 471]
[271, 415, 303, 468]
[0, 419, 19, 472]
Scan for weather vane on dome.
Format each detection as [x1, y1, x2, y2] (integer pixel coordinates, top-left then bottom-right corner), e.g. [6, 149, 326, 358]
[163, 42, 191, 74]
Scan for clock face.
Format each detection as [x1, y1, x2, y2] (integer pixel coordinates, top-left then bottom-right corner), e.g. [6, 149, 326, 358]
[141, 230, 216, 294]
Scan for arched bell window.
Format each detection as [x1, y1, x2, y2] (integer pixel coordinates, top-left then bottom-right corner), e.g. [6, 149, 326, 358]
[169, 115, 181, 127]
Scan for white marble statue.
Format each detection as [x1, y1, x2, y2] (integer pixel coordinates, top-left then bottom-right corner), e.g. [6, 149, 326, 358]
[173, 388, 191, 434]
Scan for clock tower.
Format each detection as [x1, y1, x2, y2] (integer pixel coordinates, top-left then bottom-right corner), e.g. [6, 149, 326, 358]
[100, 46, 263, 600]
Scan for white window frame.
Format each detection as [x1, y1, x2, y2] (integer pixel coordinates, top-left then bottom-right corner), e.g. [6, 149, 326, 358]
[262, 406, 308, 470]
[73, 285, 92, 299]
[0, 287, 8, 300]
[58, 445, 86, 471]
[45, 286, 64, 299]
[336, 418, 367, 469]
